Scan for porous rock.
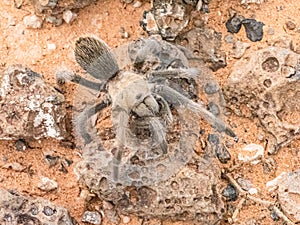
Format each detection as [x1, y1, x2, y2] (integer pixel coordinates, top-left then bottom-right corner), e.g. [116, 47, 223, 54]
[0, 189, 77, 224]
[0, 64, 67, 140]
[267, 170, 300, 222]
[224, 47, 300, 154]
[30, 0, 96, 15]
[176, 27, 227, 71]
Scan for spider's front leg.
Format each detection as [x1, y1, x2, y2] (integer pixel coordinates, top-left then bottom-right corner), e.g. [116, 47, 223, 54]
[152, 84, 238, 140]
[74, 96, 112, 145]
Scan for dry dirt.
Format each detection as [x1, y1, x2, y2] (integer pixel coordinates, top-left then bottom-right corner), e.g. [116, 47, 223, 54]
[0, 0, 299, 224]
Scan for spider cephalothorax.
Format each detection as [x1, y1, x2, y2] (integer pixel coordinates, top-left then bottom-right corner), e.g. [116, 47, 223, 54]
[60, 36, 237, 185]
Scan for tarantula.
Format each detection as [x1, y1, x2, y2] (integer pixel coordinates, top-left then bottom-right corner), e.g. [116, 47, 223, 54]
[60, 36, 237, 183]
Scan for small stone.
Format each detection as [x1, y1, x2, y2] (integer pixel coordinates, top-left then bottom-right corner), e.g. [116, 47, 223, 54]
[224, 34, 235, 43]
[47, 43, 56, 50]
[233, 41, 250, 59]
[63, 10, 77, 24]
[215, 144, 231, 164]
[248, 187, 258, 195]
[270, 210, 280, 221]
[121, 31, 130, 39]
[38, 177, 58, 191]
[226, 15, 245, 34]
[285, 20, 296, 30]
[257, 133, 264, 141]
[44, 154, 59, 167]
[122, 0, 134, 3]
[267, 27, 275, 35]
[2, 162, 26, 172]
[23, 14, 43, 29]
[222, 184, 238, 201]
[204, 82, 219, 94]
[45, 16, 63, 26]
[237, 178, 252, 191]
[82, 211, 101, 225]
[133, 1, 142, 8]
[15, 139, 27, 151]
[207, 102, 220, 116]
[122, 215, 131, 223]
[242, 19, 264, 42]
[263, 157, 277, 174]
[238, 143, 264, 164]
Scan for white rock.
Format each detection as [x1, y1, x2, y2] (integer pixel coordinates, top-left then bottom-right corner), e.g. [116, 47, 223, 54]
[23, 14, 43, 29]
[238, 143, 264, 164]
[47, 43, 56, 50]
[63, 10, 77, 24]
[38, 177, 58, 191]
[248, 187, 258, 195]
[133, 1, 142, 8]
[122, 216, 131, 223]
[266, 172, 287, 192]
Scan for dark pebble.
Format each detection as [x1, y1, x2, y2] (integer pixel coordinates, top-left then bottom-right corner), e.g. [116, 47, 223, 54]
[242, 19, 264, 42]
[222, 184, 238, 201]
[215, 144, 231, 164]
[270, 210, 280, 221]
[226, 15, 245, 33]
[15, 139, 27, 151]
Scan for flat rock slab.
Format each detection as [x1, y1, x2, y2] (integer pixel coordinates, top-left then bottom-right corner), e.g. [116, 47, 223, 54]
[0, 64, 67, 140]
[224, 47, 300, 154]
[0, 189, 77, 224]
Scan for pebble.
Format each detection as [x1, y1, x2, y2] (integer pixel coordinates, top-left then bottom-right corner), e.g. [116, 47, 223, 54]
[82, 211, 102, 225]
[207, 102, 220, 116]
[3, 162, 26, 172]
[267, 27, 275, 35]
[38, 177, 58, 191]
[242, 19, 264, 42]
[46, 16, 63, 26]
[133, 1, 142, 8]
[222, 184, 238, 201]
[47, 43, 56, 50]
[226, 15, 245, 33]
[262, 157, 276, 174]
[238, 143, 264, 164]
[285, 20, 296, 30]
[215, 144, 231, 164]
[224, 34, 235, 43]
[63, 10, 77, 24]
[23, 14, 43, 29]
[233, 41, 250, 59]
[44, 154, 59, 167]
[15, 139, 27, 151]
[237, 178, 252, 191]
[204, 82, 219, 94]
[122, 215, 131, 223]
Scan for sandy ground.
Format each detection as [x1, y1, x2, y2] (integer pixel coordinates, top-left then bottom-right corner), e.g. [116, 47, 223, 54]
[0, 0, 299, 224]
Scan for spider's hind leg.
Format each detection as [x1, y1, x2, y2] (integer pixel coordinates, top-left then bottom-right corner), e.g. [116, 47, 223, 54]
[75, 36, 120, 81]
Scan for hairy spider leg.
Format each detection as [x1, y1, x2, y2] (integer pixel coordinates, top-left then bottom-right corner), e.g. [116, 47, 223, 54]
[75, 99, 111, 144]
[152, 84, 238, 141]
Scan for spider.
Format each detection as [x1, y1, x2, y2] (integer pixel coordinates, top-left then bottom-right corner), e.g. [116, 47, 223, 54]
[59, 36, 237, 183]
